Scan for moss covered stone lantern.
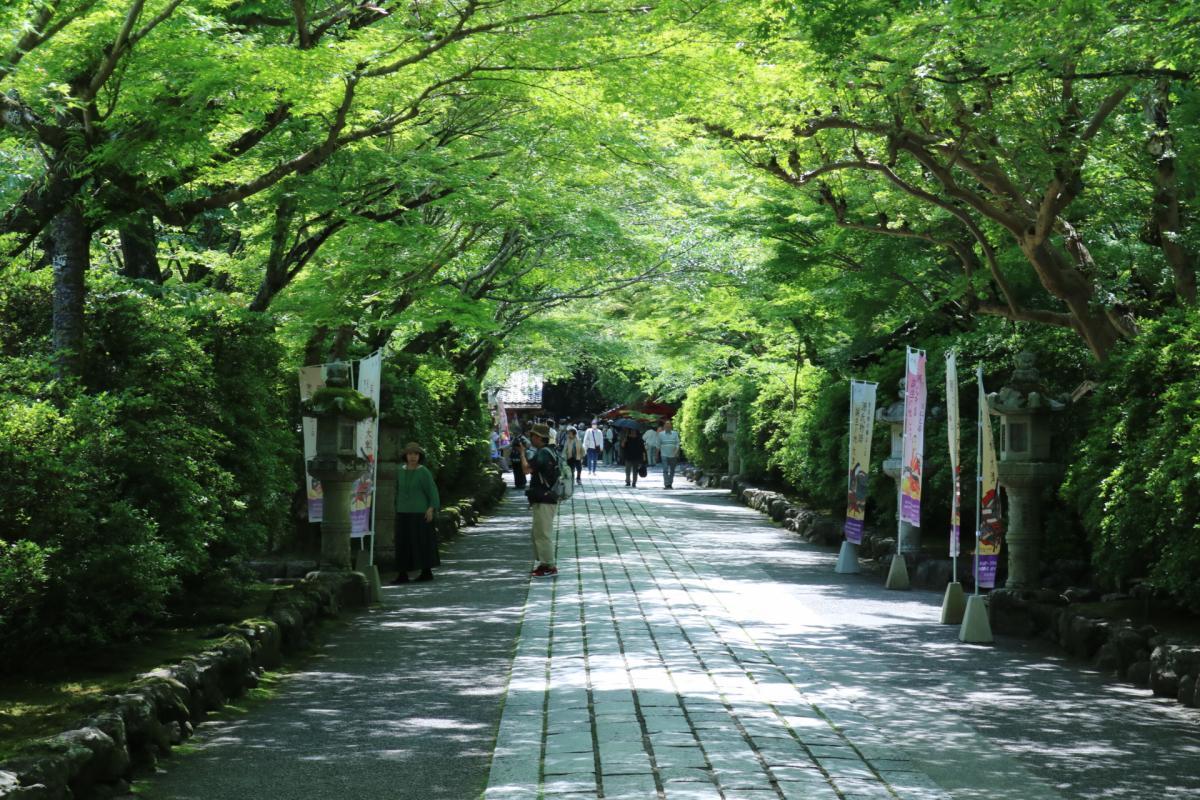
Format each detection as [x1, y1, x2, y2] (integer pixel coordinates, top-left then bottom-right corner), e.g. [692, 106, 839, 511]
[301, 362, 376, 570]
[987, 352, 1065, 589]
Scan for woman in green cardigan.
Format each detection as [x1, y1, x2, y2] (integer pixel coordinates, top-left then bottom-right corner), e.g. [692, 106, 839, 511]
[392, 442, 441, 583]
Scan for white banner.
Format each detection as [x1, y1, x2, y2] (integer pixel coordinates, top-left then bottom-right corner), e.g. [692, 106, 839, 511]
[350, 351, 383, 538]
[946, 351, 961, 558]
[844, 380, 878, 544]
[977, 366, 1002, 588]
[299, 364, 326, 522]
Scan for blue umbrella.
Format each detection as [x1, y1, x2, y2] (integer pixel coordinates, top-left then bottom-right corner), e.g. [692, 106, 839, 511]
[610, 418, 642, 430]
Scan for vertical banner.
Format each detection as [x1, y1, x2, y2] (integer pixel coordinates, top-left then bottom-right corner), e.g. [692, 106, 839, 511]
[945, 351, 961, 558]
[977, 368, 1003, 588]
[496, 393, 509, 436]
[350, 351, 383, 537]
[900, 347, 927, 526]
[843, 380, 878, 545]
[299, 365, 327, 522]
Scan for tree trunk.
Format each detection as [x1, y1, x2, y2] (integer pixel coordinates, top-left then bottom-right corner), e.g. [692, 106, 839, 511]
[50, 202, 90, 379]
[401, 321, 455, 356]
[1145, 79, 1197, 305]
[118, 211, 162, 283]
[302, 325, 329, 366]
[1019, 238, 1126, 361]
[328, 324, 356, 360]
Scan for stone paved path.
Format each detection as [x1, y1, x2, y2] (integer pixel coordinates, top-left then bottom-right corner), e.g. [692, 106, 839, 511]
[137, 464, 1200, 800]
[488, 473, 951, 800]
[487, 467, 1200, 800]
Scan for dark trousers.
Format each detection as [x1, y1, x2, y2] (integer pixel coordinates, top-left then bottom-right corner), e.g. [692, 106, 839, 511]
[511, 461, 527, 489]
[568, 458, 582, 481]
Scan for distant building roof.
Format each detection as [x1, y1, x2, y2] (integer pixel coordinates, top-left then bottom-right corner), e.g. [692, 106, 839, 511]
[497, 370, 544, 408]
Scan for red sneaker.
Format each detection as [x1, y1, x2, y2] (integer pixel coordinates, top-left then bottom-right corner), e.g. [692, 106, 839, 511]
[544, 566, 558, 577]
[531, 564, 550, 577]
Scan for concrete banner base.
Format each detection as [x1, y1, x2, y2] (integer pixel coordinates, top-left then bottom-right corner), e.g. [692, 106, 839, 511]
[959, 594, 994, 643]
[834, 541, 861, 574]
[940, 581, 966, 624]
[884, 552, 910, 590]
[363, 565, 383, 604]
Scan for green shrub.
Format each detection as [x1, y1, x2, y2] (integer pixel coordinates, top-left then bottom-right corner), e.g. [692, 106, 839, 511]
[678, 376, 749, 471]
[1062, 309, 1200, 609]
[0, 276, 293, 668]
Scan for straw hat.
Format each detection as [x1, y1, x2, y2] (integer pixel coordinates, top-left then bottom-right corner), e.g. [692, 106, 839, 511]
[401, 442, 425, 457]
[530, 423, 551, 440]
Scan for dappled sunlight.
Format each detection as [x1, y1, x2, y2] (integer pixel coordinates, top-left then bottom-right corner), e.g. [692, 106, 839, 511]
[137, 467, 1200, 800]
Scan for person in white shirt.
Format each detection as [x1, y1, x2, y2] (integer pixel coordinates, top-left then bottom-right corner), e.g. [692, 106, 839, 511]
[642, 425, 660, 467]
[582, 421, 604, 474]
[657, 419, 682, 489]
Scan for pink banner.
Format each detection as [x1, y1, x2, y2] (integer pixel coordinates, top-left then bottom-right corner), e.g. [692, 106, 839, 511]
[900, 348, 926, 526]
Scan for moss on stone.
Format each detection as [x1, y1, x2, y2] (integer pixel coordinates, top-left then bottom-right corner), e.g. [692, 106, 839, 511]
[301, 387, 377, 420]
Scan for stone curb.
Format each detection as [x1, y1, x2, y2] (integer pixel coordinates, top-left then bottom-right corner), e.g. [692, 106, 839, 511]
[0, 570, 372, 800]
[683, 465, 1200, 714]
[0, 471, 510, 800]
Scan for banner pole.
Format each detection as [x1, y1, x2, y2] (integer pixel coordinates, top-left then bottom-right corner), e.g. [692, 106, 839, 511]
[367, 348, 383, 568]
[948, 351, 957, 583]
[974, 365, 984, 596]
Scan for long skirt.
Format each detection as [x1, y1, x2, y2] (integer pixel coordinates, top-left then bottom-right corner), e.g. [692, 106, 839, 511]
[396, 512, 440, 572]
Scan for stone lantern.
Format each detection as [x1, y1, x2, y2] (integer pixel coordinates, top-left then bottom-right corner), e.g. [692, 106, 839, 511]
[987, 352, 1065, 590]
[302, 362, 376, 570]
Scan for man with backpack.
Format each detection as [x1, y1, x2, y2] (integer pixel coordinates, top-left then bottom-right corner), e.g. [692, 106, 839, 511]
[518, 423, 561, 577]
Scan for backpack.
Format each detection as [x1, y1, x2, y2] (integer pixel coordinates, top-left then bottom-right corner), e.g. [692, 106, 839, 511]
[551, 446, 573, 501]
[529, 446, 572, 503]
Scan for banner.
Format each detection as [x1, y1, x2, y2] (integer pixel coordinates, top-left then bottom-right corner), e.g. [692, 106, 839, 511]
[350, 351, 383, 537]
[843, 380, 878, 544]
[946, 351, 961, 558]
[299, 364, 326, 522]
[977, 367, 1003, 588]
[496, 393, 509, 436]
[900, 347, 927, 526]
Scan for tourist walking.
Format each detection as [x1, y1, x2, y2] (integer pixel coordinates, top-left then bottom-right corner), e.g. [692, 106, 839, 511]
[658, 420, 681, 489]
[642, 424, 660, 467]
[603, 424, 615, 464]
[510, 431, 530, 489]
[563, 428, 586, 484]
[392, 442, 441, 583]
[623, 429, 645, 487]
[489, 426, 501, 466]
[519, 423, 559, 577]
[582, 421, 604, 474]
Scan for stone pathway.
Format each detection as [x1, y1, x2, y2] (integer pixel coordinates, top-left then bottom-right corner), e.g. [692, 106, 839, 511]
[487, 467, 1200, 800]
[487, 474, 951, 800]
[136, 464, 1200, 800]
